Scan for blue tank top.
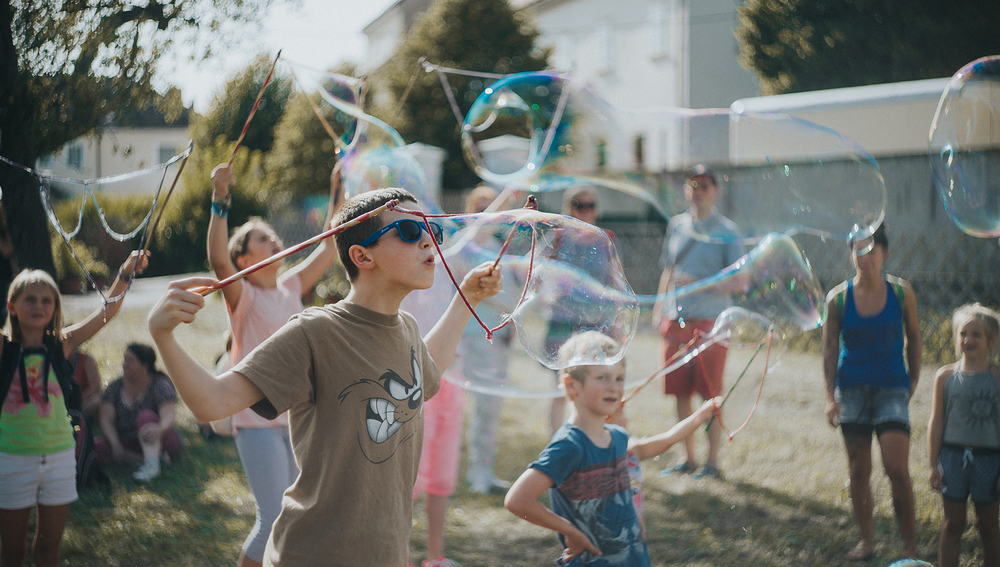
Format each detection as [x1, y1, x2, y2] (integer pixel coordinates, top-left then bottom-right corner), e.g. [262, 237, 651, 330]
[837, 279, 909, 389]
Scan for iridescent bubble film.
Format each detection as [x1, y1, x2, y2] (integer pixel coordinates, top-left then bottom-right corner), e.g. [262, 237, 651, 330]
[929, 55, 1000, 238]
[462, 71, 886, 243]
[284, 61, 440, 213]
[435, 209, 639, 378]
[639, 233, 826, 335]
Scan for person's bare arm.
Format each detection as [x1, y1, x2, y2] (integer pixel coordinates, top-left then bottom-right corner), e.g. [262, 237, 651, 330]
[902, 283, 922, 399]
[62, 251, 149, 353]
[822, 290, 842, 427]
[424, 263, 502, 371]
[630, 397, 721, 461]
[285, 162, 344, 292]
[99, 401, 128, 461]
[207, 164, 243, 309]
[504, 468, 601, 561]
[651, 267, 672, 329]
[147, 277, 265, 422]
[927, 365, 951, 491]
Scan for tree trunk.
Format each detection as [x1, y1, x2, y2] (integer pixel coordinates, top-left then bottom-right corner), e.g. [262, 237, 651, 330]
[0, 162, 55, 278]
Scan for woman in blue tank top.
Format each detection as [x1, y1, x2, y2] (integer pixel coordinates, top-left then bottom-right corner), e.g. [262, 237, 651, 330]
[821, 222, 922, 561]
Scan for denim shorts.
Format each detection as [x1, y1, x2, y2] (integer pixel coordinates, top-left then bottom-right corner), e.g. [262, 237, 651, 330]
[939, 445, 1000, 505]
[836, 386, 910, 437]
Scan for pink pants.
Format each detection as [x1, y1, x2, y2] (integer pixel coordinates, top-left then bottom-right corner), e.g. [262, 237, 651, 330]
[413, 373, 466, 498]
[94, 409, 182, 465]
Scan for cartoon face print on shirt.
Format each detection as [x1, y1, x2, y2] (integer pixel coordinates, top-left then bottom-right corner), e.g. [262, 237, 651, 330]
[338, 347, 423, 464]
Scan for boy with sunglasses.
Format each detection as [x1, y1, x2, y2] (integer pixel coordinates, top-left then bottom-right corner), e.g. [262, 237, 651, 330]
[148, 188, 502, 567]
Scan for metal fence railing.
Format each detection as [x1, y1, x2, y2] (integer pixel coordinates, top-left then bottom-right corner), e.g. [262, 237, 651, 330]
[272, 200, 1000, 364]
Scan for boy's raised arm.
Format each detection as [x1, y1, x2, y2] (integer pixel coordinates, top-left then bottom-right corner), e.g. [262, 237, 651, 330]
[629, 397, 722, 461]
[424, 262, 502, 371]
[148, 276, 265, 422]
[504, 469, 601, 561]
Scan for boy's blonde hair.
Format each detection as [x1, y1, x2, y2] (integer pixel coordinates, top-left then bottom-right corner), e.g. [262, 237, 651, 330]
[465, 185, 497, 214]
[227, 217, 276, 267]
[557, 330, 623, 383]
[952, 302, 1000, 360]
[4, 269, 64, 343]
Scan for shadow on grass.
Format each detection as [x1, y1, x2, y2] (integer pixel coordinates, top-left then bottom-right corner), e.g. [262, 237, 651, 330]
[60, 430, 254, 567]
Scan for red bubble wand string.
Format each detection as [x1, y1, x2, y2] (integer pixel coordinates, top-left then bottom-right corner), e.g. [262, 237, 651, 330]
[196, 199, 398, 296]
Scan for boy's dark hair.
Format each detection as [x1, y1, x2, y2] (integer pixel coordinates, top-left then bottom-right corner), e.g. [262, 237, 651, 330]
[849, 220, 888, 250]
[334, 188, 418, 280]
[126, 343, 158, 374]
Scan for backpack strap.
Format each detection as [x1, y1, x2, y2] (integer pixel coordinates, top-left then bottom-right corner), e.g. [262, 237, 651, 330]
[885, 275, 906, 308]
[44, 339, 81, 412]
[0, 337, 20, 411]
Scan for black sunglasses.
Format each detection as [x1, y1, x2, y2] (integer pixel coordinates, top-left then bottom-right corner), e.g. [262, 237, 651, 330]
[360, 219, 444, 246]
[571, 200, 597, 210]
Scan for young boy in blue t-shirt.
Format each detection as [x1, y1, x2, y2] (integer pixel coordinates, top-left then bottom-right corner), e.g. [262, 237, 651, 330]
[505, 331, 719, 566]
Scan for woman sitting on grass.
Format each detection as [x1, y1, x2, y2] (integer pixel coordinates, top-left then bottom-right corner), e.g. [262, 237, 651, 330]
[95, 343, 181, 482]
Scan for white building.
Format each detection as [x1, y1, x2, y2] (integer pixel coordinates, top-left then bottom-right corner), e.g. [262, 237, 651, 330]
[363, 0, 760, 178]
[37, 108, 191, 196]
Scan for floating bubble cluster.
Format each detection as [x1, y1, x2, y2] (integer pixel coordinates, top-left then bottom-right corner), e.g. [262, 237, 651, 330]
[436, 209, 639, 378]
[283, 61, 440, 213]
[639, 233, 826, 335]
[462, 71, 886, 243]
[929, 55, 1000, 238]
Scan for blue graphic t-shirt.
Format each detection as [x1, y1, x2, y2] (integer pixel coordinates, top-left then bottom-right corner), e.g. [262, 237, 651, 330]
[531, 424, 651, 567]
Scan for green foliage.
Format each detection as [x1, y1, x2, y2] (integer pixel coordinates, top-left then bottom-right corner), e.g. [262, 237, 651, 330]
[0, 0, 283, 277]
[737, 0, 1000, 95]
[145, 137, 270, 277]
[192, 54, 294, 156]
[49, 231, 109, 284]
[263, 93, 341, 200]
[372, 0, 550, 189]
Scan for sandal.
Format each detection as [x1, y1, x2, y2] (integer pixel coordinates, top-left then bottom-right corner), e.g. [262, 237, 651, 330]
[846, 543, 875, 561]
[660, 461, 696, 476]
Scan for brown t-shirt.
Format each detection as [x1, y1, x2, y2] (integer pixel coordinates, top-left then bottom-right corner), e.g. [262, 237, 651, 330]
[232, 300, 441, 567]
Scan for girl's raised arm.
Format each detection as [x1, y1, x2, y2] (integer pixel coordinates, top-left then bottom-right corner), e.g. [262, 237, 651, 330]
[62, 250, 148, 354]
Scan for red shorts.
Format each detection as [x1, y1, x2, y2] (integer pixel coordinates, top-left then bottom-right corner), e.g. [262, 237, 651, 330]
[659, 319, 727, 399]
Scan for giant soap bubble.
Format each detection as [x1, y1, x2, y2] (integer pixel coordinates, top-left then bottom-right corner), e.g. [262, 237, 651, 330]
[431, 208, 639, 378]
[929, 55, 1000, 238]
[640, 232, 826, 335]
[462, 71, 886, 243]
[283, 60, 441, 213]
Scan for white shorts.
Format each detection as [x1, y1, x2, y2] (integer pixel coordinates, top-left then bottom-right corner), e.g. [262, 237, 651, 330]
[0, 448, 78, 509]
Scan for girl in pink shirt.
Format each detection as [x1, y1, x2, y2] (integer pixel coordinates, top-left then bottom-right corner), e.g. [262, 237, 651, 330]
[208, 163, 342, 567]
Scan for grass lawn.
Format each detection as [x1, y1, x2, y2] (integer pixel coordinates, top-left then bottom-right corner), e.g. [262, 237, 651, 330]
[38, 282, 987, 566]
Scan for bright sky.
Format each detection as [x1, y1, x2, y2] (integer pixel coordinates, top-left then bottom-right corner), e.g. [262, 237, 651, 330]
[156, 0, 398, 113]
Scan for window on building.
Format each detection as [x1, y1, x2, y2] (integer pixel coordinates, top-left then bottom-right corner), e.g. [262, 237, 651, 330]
[650, 1, 669, 59]
[595, 24, 613, 73]
[158, 145, 177, 164]
[634, 134, 644, 170]
[67, 143, 84, 170]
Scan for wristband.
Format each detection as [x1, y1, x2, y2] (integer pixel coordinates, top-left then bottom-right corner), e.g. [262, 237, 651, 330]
[211, 193, 231, 218]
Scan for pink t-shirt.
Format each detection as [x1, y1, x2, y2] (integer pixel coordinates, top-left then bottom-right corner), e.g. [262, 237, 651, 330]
[229, 273, 303, 430]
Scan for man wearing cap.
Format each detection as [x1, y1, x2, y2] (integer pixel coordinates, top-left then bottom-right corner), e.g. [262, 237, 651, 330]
[652, 165, 744, 480]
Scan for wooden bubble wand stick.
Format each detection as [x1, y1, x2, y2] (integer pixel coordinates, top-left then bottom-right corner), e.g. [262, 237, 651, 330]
[197, 199, 398, 296]
[227, 50, 282, 167]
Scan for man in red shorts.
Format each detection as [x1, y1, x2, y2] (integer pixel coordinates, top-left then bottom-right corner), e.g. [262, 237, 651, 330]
[652, 165, 744, 480]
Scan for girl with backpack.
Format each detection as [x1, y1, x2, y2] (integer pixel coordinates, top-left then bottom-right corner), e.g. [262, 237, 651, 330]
[0, 252, 147, 567]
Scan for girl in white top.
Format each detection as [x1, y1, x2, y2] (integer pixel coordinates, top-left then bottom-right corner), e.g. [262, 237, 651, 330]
[928, 303, 1000, 567]
[208, 163, 342, 567]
